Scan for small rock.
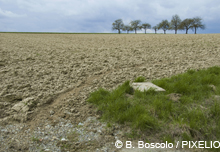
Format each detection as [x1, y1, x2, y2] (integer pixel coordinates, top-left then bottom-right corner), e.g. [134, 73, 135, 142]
[213, 95, 220, 101]
[61, 138, 67, 141]
[52, 136, 59, 141]
[125, 93, 133, 99]
[74, 113, 80, 117]
[209, 85, 216, 91]
[11, 97, 34, 112]
[49, 110, 55, 115]
[70, 108, 75, 113]
[64, 110, 72, 115]
[78, 122, 84, 126]
[11, 102, 27, 112]
[167, 93, 182, 103]
[200, 105, 207, 109]
[76, 80, 82, 87]
[97, 115, 101, 119]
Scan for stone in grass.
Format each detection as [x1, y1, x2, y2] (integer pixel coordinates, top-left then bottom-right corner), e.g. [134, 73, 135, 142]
[131, 82, 165, 92]
[213, 95, 220, 101]
[167, 93, 182, 103]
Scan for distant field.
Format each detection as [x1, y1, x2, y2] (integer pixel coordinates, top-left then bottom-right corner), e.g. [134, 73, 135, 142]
[0, 32, 119, 34]
[0, 32, 157, 34]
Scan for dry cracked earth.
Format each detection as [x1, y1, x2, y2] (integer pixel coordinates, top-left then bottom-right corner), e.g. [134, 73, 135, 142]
[0, 33, 220, 152]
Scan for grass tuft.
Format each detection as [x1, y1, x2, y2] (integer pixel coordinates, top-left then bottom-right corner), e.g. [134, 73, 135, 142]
[134, 76, 146, 82]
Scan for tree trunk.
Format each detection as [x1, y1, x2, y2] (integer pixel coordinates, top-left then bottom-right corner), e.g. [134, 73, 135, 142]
[186, 29, 188, 34]
[145, 29, 146, 34]
[118, 29, 120, 34]
[194, 27, 197, 34]
[164, 30, 166, 34]
[135, 29, 137, 34]
[175, 27, 178, 34]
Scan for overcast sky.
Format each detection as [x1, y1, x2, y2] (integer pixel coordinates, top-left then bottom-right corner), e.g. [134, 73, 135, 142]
[0, 0, 219, 34]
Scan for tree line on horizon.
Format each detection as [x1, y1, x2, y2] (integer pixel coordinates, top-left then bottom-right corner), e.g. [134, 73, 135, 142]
[112, 14, 205, 34]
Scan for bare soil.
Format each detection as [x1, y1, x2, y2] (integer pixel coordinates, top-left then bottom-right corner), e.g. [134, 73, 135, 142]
[0, 33, 220, 151]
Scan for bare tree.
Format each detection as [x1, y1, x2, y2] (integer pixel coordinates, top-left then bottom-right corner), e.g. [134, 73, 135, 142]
[170, 14, 181, 34]
[130, 20, 141, 34]
[158, 20, 170, 34]
[123, 25, 133, 34]
[152, 25, 158, 34]
[191, 17, 205, 34]
[179, 18, 194, 34]
[141, 23, 151, 34]
[112, 19, 124, 34]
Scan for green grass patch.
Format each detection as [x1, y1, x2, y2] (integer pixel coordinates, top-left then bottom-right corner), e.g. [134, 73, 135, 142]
[134, 76, 146, 82]
[31, 137, 41, 143]
[87, 66, 220, 150]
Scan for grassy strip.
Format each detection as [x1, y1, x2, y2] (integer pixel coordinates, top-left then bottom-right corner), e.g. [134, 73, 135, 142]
[87, 66, 220, 151]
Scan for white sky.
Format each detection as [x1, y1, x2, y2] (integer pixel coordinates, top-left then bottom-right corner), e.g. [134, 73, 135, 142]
[0, 0, 219, 33]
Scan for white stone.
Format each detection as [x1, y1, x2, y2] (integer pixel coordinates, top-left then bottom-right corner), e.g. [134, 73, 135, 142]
[131, 82, 165, 92]
[61, 138, 67, 141]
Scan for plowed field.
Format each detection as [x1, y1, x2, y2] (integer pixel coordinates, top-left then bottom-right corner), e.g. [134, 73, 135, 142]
[0, 33, 220, 151]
